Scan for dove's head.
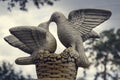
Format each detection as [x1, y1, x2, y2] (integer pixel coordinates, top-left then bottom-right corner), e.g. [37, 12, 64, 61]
[49, 12, 66, 23]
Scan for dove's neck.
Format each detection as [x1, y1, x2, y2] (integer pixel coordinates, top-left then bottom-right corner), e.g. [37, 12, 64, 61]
[38, 22, 50, 30]
[44, 23, 50, 30]
[56, 18, 67, 25]
[43, 26, 49, 30]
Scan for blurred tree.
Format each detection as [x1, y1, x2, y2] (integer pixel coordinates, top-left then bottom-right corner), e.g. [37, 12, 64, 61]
[86, 28, 120, 80]
[0, 61, 32, 80]
[0, 0, 59, 11]
[76, 69, 87, 80]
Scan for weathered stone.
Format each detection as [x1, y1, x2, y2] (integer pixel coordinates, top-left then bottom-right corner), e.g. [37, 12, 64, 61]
[33, 48, 79, 80]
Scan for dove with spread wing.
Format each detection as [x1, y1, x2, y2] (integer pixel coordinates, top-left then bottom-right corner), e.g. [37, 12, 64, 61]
[49, 9, 112, 68]
[4, 21, 57, 65]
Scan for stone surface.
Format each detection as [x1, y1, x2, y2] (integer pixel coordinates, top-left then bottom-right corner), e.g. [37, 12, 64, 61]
[4, 8, 112, 80]
[4, 21, 57, 55]
[49, 9, 111, 68]
[14, 47, 80, 80]
[32, 47, 79, 80]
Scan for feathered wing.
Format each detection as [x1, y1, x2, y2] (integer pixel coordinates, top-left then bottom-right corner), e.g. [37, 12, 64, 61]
[81, 30, 100, 42]
[4, 35, 33, 54]
[9, 26, 46, 54]
[68, 9, 112, 36]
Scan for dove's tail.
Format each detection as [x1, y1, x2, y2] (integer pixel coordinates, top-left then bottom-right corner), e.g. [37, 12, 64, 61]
[76, 42, 90, 68]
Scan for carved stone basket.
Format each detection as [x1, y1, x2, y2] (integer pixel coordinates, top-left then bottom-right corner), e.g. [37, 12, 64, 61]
[32, 48, 79, 80]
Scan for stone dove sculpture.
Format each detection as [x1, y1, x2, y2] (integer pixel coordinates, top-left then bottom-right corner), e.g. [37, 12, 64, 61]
[49, 9, 111, 68]
[4, 21, 57, 65]
[81, 30, 100, 42]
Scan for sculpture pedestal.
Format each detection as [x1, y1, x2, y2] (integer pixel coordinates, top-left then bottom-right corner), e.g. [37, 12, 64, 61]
[33, 47, 79, 80]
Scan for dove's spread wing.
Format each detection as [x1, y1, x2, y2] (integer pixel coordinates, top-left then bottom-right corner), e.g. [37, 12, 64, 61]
[68, 9, 112, 36]
[81, 30, 100, 42]
[9, 26, 46, 53]
[4, 35, 33, 54]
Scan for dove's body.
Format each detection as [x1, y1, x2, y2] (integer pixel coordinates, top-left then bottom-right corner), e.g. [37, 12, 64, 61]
[5, 22, 57, 54]
[4, 22, 57, 65]
[38, 22, 57, 53]
[51, 15, 90, 67]
[50, 9, 111, 68]
[45, 30, 57, 53]
[57, 22, 81, 47]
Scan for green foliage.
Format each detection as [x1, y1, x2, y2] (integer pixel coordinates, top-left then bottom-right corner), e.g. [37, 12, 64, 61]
[86, 28, 120, 80]
[0, 61, 32, 80]
[87, 28, 120, 65]
[0, 0, 59, 11]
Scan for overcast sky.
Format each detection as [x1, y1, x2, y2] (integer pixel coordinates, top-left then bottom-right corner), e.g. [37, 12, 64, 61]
[0, 0, 120, 79]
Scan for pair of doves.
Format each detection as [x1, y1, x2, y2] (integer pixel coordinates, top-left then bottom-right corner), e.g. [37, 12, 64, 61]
[4, 9, 111, 68]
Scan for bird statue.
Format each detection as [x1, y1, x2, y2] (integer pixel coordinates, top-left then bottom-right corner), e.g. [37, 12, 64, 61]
[49, 9, 112, 68]
[4, 21, 57, 65]
[81, 30, 100, 42]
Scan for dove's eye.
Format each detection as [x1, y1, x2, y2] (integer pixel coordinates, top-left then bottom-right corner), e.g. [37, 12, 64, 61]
[57, 15, 60, 18]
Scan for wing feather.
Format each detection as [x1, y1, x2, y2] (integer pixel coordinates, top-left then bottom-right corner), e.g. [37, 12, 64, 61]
[9, 26, 46, 52]
[68, 9, 112, 35]
[81, 30, 100, 42]
[4, 35, 33, 54]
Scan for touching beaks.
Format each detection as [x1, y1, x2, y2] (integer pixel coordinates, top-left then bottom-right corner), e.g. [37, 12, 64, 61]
[49, 16, 54, 22]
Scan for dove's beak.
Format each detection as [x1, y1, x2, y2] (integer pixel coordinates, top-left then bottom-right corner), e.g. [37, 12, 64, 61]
[47, 20, 51, 26]
[47, 20, 50, 24]
[48, 19, 51, 24]
[49, 16, 54, 22]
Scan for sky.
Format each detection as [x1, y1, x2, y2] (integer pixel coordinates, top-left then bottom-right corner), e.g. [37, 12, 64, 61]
[0, 0, 120, 80]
